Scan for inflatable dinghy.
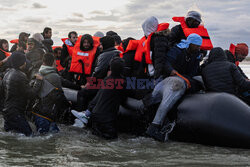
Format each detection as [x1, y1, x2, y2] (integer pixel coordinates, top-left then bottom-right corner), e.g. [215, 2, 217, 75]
[120, 93, 250, 148]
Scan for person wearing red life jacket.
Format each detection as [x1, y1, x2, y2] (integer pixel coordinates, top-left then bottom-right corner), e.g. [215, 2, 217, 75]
[53, 47, 65, 72]
[169, 11, 213, 58]
[225, 43, 249, 79]
[0, 39, 11, 78]
[69, 34, 100, 85]
[75, 36, 118, 112]
[61, 31, 78, 67]
[169, 11, 202, 47]
[142, 16, 171, 79]
[126, 16, 171, 79]
[60, 31, 78, 81]
[10, 32, 30, 53]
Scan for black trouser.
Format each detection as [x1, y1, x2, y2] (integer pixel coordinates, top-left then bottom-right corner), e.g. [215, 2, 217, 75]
[76, 89, 98, 111]
[92, 121, 117, 139]
[4, 114, 32, 136]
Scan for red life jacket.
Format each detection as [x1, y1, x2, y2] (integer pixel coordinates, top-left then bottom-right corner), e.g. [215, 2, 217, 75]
[115, 44, 125, 58]
[172, 17, 213, 50]
[10, 39, 19, 44]
[229, 43, 239, 66]
[144, 23, 170, 64]
[56, 59, 65, 71]
[126, 23, 170, 64]
[0, 49, 11, 57]
[61, 38, 75, 57]
[69, 35, 100, 74]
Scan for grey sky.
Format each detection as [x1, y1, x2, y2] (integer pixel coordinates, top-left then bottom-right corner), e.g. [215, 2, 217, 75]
[0, 0, 249, 50]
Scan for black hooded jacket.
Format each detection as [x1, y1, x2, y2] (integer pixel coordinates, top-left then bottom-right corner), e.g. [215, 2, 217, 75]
[2, 68, 42, 118]
[26, 38, 45, 70]
[202, 47, 250, 95]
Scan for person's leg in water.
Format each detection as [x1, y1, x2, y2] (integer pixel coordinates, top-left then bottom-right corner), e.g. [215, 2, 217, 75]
[146, 76, 186, 141]
[35, 116, 59, 134]
[4, 114, 33, 136]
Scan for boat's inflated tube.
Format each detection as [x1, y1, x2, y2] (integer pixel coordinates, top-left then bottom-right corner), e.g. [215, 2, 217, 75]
[63, 88, 78, 103]
[170, 92, 250, 148]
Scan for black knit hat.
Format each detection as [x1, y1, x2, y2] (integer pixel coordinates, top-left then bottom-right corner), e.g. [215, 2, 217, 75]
[100, 36, 115, 51]
[113, 35, 122, 45]
[106, 30, 118, 36]
[10, 51, 26, 69]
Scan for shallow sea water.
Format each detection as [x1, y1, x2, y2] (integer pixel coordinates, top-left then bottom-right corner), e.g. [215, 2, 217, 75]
[0, 63, 250, 167]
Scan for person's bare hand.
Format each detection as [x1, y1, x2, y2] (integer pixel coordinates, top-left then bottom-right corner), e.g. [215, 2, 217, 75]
[170, 70, 177, 76]
[35, 74, 43, 80]
[81, 82, 90, 89]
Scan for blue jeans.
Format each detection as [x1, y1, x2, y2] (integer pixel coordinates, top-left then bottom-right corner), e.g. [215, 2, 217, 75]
[34, 116, 59, 134]
[151, 76, 186, 126]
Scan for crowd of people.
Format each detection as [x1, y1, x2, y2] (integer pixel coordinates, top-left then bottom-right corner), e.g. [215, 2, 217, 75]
[0, 10, 249, 141]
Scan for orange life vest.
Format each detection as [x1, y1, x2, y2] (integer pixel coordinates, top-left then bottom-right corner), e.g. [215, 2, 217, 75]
[69, 35, 100, 74]
[10, 39, 19, 44]
[0, 49, 11, 57]
[125, 23, 170, 64]
[61, 38, 75, 57]
[172, 17, 213, 50]
[229, 43, 239, 66]
[115, 44, 124, 58]
[56, 59, 65, 71]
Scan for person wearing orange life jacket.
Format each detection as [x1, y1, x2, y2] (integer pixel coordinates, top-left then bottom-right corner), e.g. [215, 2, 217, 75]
[0, 39, 11, 79]
[141, 16, 172, 79]
[10, 32, 30, 53]
[69, 34, 100, 85]
[128, 16, 171, 79]
[53, 47, 65, 72]
[169, 11, 212, 58]
[225, 43, 249, 79]
[60, 31, 78, 81]
[74, 36, 119, 113]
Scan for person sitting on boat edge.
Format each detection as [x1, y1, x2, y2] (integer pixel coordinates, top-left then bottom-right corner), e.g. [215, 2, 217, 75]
[202, 47, 250, 105]
[146, 33, 203, 142]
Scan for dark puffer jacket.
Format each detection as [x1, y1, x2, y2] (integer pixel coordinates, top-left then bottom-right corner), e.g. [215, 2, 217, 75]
[92, 47, 120, 79]
[2, 68, 42, 118]
[168, 25, 186, 48]
[202, 47, 250, 95]
[150, 29, 171, 79]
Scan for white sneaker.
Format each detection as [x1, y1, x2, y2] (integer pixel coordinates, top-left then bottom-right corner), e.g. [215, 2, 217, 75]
[71, 110, 89, 124]
[73, 118, 85, 128]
